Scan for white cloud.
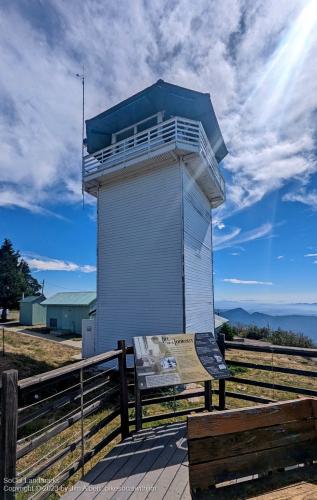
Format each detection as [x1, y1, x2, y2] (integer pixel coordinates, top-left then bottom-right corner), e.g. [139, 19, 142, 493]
[213, 227, 241, 249]
[214, 222, 272, 250]
[223, 279, 273, 285]
[25, 255, 96, 273]
[283, 189, 317, 210]
[277, 255, 284, 260]
[305, 252, 317, 265]
[80, 265, 97, 273]
[0, 0, 316, 215]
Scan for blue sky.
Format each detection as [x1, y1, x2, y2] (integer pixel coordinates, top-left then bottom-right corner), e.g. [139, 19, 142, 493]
[0, 0, 317, 303]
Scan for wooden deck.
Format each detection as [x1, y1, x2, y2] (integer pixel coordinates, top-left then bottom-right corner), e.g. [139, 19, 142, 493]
[63, 420, 317, 500]
[63, 422, 190, 500]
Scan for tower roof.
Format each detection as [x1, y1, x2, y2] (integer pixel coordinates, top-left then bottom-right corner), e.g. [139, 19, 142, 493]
[86, 80, 227, 163]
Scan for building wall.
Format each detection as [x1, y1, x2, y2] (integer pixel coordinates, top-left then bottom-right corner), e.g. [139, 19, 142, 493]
[32, 303, 46, 325]
[182, 165, 214, 334]
[20, 303, 33, 325]
[46, 305, 91, 334]
[20, 302, 46, 326]
[96, 162, 184, 354]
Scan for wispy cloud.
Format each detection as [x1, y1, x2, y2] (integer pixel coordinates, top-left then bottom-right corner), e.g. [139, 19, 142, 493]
[277, 255, 284, 260]
[283, 189, 317, 210]
[25, 255, 96, 273]
[223, 279, 273, 285]
[214, 223, 272, 250]
[304, 252, 317, 265]
[0, 189, 69, 220]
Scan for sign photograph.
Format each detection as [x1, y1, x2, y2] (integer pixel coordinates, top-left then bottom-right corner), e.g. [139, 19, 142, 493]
[133, 333, 229, 390]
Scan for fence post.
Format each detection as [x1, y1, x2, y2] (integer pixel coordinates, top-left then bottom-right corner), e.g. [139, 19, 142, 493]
[117, 340, 129, 440]
[218, 334, 226, 410]
[0, 370, 18, 499]
[204, 381, 212, 412]
[135, 377, 142, 432]
[79, 367, 85, 478]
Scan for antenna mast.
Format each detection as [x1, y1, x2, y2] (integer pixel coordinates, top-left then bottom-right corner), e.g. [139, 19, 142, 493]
[76, 66, 85, 208]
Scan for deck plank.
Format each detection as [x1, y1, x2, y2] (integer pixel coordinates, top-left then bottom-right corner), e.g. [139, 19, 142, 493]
[162, 464, 190, 500]
[107, 425, 186, 500]
[82, 430, 172, 500]
[63, 431, 157, 500]
[128, 426, 187, 500]
[253, 481, 317, 500]
[62, 423, 189, 500]
[146, 430, 188, 500]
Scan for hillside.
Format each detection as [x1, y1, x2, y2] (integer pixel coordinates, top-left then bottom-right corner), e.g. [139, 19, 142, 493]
[220, 308, 317, 344]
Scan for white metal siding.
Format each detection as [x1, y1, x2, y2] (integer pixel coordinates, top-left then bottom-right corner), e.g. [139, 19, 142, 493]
[182, 165, 214, 334]
[82, 319, 96, 358]
[96, 163, 184, 354]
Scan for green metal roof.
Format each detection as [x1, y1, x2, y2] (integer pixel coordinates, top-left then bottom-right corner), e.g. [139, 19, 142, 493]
[42, 292, 96, 306]
[19, 295, 45, 303]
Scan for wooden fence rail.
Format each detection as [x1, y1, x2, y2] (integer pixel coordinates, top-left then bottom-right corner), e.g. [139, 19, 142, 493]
[0, 335, 316, 499]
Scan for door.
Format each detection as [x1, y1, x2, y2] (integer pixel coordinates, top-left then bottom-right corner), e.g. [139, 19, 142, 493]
[62, 308, 74, 333]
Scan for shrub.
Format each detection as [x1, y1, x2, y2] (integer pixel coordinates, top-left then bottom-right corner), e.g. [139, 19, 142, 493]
[219, 322, 235, 341]
[226, 324, 315, 348]
[241, 325, 271, 341]
[270, 328, 314, 348]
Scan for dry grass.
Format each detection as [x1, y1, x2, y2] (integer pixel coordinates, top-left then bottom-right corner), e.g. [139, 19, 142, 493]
[225, 348, 316, 409]
[0, 329, 77, 379]
[17, 404, 121, 499]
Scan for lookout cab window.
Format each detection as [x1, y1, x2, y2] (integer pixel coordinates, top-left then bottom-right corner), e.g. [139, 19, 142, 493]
[111, 112, 164, 147]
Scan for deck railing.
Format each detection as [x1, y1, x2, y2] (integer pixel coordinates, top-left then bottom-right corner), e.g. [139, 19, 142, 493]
[83, 116, 225, 197]
[0, 336, 316, 499]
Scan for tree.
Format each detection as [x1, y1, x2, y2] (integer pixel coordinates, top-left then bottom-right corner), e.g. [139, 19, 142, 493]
[220, 322, 235, 341]
[0, 239, 41, 321]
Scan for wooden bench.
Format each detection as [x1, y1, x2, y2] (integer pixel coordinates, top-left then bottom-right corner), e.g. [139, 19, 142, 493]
[187, 398, 317, 494]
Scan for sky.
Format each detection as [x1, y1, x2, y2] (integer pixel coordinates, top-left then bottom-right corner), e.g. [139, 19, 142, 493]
[0, 0, 317, 304]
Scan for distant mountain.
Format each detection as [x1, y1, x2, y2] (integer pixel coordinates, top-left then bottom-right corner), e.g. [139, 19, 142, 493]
[219, 308, 317, 344]
[215, 301, 317, 316]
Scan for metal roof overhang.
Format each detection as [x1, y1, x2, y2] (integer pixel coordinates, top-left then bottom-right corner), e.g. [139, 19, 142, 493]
[86, 80, 228, 163]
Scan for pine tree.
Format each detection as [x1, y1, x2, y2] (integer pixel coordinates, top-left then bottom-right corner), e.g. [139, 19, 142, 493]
[0, 239, 41, 321]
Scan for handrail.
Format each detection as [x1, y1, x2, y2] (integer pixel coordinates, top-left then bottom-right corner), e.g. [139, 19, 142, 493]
[225, 340, 317, 357]
[18, 349, 121, 389]
[84, 116, 177, 162]
[83, 116, 225, 197]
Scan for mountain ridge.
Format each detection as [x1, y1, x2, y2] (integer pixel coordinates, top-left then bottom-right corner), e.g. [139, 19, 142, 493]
[218, 308, 317, 343]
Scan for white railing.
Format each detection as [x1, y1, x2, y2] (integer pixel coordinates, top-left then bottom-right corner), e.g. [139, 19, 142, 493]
[83, 117, 225, 195]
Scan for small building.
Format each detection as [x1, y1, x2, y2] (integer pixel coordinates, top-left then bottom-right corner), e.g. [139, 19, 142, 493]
[42, 292, 96, 335]
[19, 295, 46, 326]
[215, 314, 229, 334]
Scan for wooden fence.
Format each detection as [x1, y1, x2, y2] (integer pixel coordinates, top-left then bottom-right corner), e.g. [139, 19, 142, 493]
[0, 335, 316, 499]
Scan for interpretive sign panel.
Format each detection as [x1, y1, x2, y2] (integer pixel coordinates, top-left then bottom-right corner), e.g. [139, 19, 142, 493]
[133, 333, 229, 390]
